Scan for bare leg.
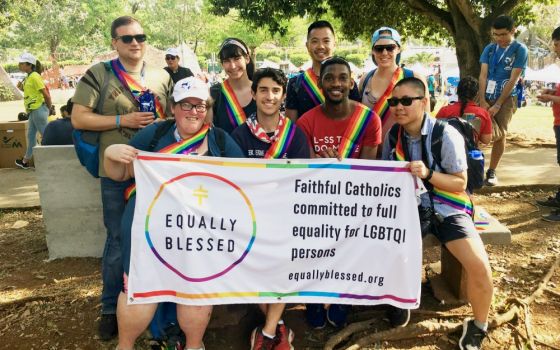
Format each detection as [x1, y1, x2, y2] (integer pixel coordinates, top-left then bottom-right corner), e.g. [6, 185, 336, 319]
[489, 133, 507, 170]
[261, 303, 285, 335]
[445, 237, 493, 323]
[177, 304, 213, 349]
[116, 292, 158, 350]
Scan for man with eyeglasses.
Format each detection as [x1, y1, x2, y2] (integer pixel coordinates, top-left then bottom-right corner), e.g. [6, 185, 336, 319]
[382, 77, 493, 350]
[285, 20, 361, 121]
[72, 15, 173, 341]
[164, 47, 194, 84]
[478, 15, 528, 186]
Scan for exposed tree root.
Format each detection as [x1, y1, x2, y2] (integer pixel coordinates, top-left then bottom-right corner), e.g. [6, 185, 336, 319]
[324, 253, 560, 350]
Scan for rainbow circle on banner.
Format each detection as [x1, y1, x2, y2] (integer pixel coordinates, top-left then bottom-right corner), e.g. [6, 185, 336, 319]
[144, 172, 256, 282]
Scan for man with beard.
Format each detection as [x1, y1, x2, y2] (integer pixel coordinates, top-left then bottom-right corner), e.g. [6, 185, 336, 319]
[296, 56, 381, 329]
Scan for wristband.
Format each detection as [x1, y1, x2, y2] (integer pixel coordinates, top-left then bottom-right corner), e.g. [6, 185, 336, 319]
[493, 103, 501, 109]
[116, 114, 121, 128]
[424, 169, 434, 181]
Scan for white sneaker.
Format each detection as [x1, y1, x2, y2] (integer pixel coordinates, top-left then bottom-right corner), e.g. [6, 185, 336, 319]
[484, 169, 498, 186]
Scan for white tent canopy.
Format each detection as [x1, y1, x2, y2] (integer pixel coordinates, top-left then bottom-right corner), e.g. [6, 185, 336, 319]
[525, 64, 560, 83]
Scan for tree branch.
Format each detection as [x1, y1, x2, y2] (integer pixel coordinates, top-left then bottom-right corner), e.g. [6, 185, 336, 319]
[405, 0, 454, 34]
[451, 0, 481, 34]
[487, 0, 523, 21]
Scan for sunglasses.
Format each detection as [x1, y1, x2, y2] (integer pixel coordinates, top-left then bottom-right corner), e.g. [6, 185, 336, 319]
[114, 34, 147, 44]
[387, 96, 424, 107]
[373, 44, 397, 53]
[179, 102, 207, 113]
[165, 55, 177, 60]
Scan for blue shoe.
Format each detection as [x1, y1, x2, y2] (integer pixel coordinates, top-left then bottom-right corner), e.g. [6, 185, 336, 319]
[326, 304, 350, 328]
[305, 304, 326, 329]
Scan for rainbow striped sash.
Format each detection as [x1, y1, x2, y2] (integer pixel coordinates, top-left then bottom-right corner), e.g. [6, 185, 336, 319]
[338, 104, 375, 158]
[301, 68, 325, 106]
[264, 117, 296, 159]
[221, 80, 247, 128]
[110, 59, 166, 120]
[373, 67, 404, 126]
[124, 124, 210, 201]
[394, 125, 473, 216]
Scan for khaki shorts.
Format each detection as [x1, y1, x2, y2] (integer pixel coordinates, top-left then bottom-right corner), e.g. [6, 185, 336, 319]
[487, 96, 517, 141]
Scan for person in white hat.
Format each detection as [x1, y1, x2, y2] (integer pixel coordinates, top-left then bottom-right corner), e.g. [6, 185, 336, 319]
[164, 47, 194, 84]
[15, 52, 53, 169]
[104, 76, 243, 350]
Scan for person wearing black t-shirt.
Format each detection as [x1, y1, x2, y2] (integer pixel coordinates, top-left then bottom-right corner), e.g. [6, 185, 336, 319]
[163, 48, 193, 84]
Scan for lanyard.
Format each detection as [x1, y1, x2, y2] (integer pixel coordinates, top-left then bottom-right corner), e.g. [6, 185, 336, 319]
[490, 42, 514, 75]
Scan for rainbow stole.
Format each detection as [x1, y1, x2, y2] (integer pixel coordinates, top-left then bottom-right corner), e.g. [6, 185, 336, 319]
[394, 126, 473, 216]
[109, 59, 165, 120]
[221, 80, 246, 128]
[302, 68, 325, 106]
[124, 124, 210, 201]
[264, 117, 296, 159]
[373, 67, 404, 126]
[338, 104, 375, 158]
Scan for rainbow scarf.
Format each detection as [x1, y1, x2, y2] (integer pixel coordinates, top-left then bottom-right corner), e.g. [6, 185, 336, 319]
[338, 104, 375, 158]
[264, 117, 297, 159]
[372, 67, 404, 126]
[124, 124, 210, 201]
[302, 68, 325, 106]
[221, 80, 247, 128]
[394, 125, 473, 216]
[109, 59, 166, 120]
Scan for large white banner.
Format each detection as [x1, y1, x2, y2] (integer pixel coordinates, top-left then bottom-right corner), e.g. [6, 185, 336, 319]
[128, 153, 422, 309]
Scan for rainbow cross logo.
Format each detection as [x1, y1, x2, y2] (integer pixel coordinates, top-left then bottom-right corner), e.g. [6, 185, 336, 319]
[193, 185, 208, 205]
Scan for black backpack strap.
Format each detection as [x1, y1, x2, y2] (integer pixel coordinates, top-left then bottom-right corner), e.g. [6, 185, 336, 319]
[429, 119, 446, 171]
[148, 120, 175, 151]
[359, 69, 376, 100]
[93, 62, 112, 114]
[213, 127, 226, 157]
[387, 122, 400, 154]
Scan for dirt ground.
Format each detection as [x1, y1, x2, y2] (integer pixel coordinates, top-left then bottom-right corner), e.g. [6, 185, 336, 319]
[1, 187, 559, 350]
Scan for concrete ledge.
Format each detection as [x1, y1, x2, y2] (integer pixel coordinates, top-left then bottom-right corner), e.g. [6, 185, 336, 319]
[34, 145, 104, 259]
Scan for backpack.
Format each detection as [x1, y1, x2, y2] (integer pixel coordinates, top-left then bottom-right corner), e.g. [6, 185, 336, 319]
[388, 118, 484, 193]
[148, 120, 227, 156]
[72, 62, 112, 178]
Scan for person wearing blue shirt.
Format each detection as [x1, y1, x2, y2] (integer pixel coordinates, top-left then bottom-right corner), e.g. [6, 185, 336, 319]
[478, 15, 528, 186]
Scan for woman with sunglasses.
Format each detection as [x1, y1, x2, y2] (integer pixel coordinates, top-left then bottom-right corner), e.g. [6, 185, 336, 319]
[358, 27, 428, 155]
[104, 77, 244, 350]
[207, 38, 256, 134]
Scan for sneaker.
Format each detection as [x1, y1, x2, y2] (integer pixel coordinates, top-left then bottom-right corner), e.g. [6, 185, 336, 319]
[386, 306, 410, 328]
[537, 196, 560, 208]
[326, 304, 350, 328]
[484, 169, 498, 186]
[250, 327, 278, 350]
[459, 319, 487, 350]
[305, 304, 326, 329]
[15, 158, 30, 169]
[275, 324, 294, 350]
[98, 313, 118, 341]
[543, 209, 560, 222]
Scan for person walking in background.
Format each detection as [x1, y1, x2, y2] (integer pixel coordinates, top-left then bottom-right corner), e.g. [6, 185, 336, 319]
[536, 26, 560, 222]
[15, 52, 53, 169]
[478, 15, 528, 186]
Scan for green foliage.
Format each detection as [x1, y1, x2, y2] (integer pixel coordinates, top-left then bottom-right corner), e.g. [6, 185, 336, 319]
[0, 82, 14, 101]
[266, 55, 281, 63]
[345, 53, 366, 67]
[3, 63, 19, 73]
[405, 52, 435, 65]
[289, 53, 308, 67]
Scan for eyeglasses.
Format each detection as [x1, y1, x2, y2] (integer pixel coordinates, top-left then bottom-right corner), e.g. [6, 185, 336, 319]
[114, 34, 147, 44]
[165, 55, 177, 60]
[387, 96, 424, 107]
[179, 102, 207, 113]
[373, 44, 397, 53]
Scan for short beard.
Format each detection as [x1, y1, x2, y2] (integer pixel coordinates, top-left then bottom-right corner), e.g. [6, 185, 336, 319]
[325, 95, 344, 105]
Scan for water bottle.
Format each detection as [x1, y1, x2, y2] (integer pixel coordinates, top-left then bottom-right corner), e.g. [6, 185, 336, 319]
[468, 149, 485, 189]
[139, 91, 155, 115]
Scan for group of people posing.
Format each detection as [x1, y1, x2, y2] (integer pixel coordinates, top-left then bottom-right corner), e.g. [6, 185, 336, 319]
[25, 12, 541, 350]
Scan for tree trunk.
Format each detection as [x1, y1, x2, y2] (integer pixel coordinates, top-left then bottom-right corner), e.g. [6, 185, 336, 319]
[0, 66, 23, 100]
[447, 5, 491, 78]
